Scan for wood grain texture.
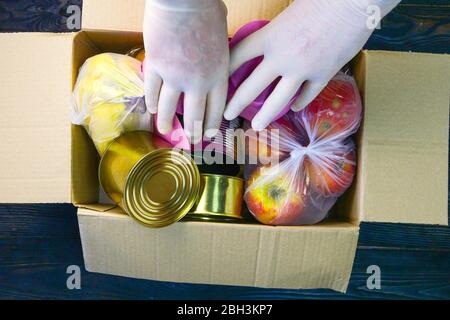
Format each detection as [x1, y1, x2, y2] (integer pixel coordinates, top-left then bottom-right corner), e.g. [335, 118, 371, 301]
[0, 0, 82, 32]
[0, 0, 449, 300]
[366, 3, 450, 54]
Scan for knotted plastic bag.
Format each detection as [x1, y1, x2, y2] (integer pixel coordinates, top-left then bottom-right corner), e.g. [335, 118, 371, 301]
[71, 53, 152, 155]
[244, 73, 362, 226]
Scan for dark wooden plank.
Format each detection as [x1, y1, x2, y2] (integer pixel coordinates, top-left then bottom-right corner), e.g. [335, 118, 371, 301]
[347, 247, 450, 300]
[0, 204, 78, 238]
[358, 222, 450, 250]
[0, 0, 82, 32]
[366, 4, 450, 53]
[401, 1, 450, 5]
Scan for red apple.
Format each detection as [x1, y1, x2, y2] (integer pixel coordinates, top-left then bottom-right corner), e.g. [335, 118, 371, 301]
[302, 77, 362, 139]
[245, 166, 306, 225]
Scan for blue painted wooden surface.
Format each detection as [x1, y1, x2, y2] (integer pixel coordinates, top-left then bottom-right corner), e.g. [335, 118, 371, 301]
[0, 0, 449, 300]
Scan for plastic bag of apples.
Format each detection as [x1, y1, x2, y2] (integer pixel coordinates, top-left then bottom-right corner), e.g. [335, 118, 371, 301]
[244, 72, 362, 226]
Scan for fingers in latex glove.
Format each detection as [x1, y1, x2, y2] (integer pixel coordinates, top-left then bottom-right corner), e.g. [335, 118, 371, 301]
[224, 0, 400, 130]
[291, 81, 328, 112]
[144, 63, 162, 114]
[224, 62, 276, 120]
[156, 85, 181, 134]
[184, 92, 207, 143]
[252, 78, 302, 131]
[144, 0, 229, 139]
[229, 31, 265, 74]
[204, 79, 228, 138]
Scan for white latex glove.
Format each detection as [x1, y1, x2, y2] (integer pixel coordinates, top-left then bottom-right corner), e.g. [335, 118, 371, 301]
[224, 0, 401, 130]
[144, 0, 229, 141]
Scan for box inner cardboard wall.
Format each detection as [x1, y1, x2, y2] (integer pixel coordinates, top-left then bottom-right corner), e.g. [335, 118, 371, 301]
[71, 30, 364, 225]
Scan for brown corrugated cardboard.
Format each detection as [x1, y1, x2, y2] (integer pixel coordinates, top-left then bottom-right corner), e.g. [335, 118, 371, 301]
[0, 0, 448, 293]
[81, 0, 292, 35]
[82, 0, 146, 32]
[78, 208, 358, 292]
[359, 51, 449, 224]
[0, 33, 74, 203]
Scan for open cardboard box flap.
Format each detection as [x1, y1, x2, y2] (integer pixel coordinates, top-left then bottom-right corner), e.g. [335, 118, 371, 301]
[353, 50, 449, 225]
[0, 33, 74, 203]
[0, 0, 448, 293]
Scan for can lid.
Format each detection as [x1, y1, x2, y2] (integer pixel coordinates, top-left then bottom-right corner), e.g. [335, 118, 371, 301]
[123, 148, 200, 228]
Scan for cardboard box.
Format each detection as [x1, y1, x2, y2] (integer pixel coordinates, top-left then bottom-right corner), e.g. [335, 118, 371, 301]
[0, 0, 448, 293]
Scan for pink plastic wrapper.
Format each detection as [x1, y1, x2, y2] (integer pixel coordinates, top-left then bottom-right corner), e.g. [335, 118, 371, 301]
[244, 73, 363, 226]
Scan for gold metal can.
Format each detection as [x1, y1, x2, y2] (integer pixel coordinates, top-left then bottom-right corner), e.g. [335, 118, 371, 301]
[186, 174, 244, 222]
[99, 131, 201, 227]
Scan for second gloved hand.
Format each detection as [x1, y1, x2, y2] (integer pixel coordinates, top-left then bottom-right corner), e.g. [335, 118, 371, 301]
[144, 0, 229, 141]
[224, 0, 400, 130]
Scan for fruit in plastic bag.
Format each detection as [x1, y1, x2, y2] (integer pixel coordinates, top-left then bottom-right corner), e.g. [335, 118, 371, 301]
[244, 73, 362, 226]
[242, 118, 294, 165]
[71, 53, 152, 155]
[299, 74, 362, 141]
[246, 165, 306, 225]
[306, 146, 356, 196]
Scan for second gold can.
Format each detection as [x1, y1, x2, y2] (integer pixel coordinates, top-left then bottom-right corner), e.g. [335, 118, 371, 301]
[186, 174, 244, 222]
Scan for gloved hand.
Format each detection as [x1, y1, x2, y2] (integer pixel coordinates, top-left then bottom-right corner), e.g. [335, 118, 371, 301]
[143, 0, 229, 141]
[224, 0, 400, 131]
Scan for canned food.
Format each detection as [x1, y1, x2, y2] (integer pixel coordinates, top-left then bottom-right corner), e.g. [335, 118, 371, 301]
[186, 174, 244, 222]
[99, 131, 201, 227]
